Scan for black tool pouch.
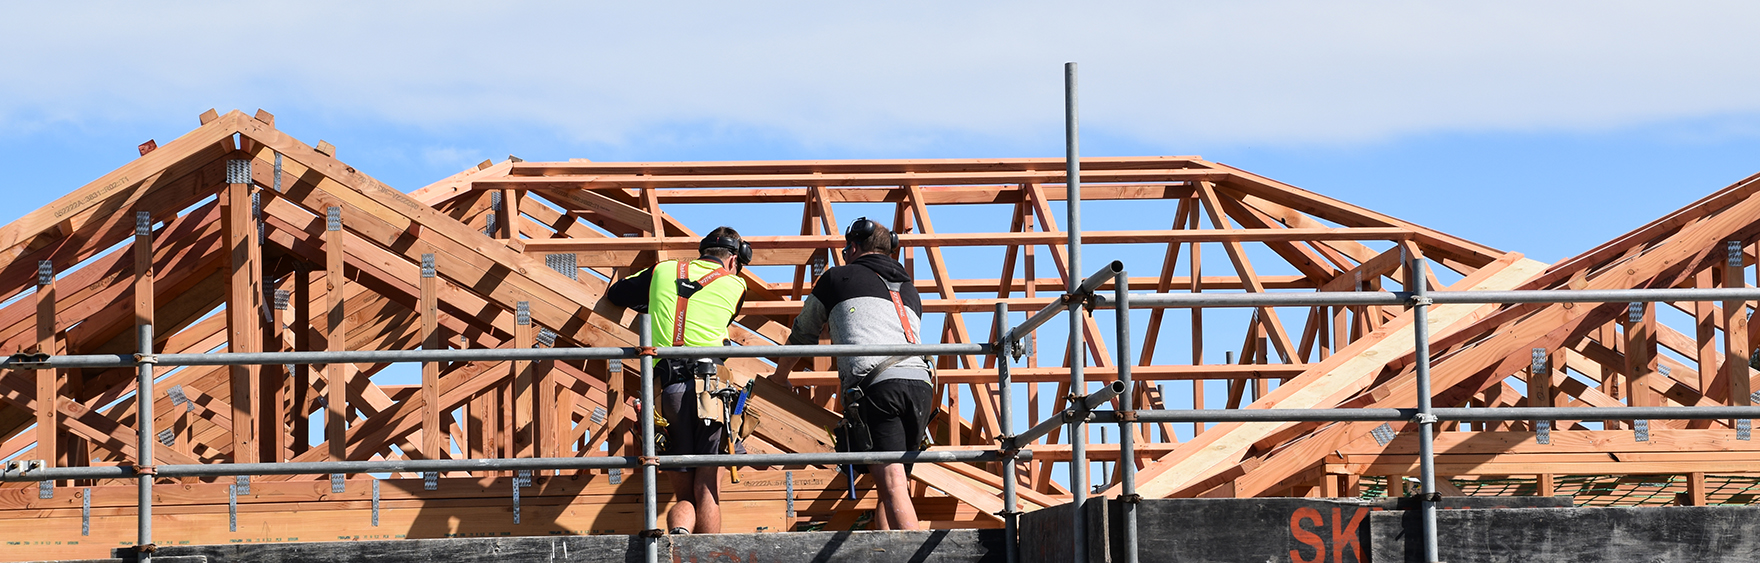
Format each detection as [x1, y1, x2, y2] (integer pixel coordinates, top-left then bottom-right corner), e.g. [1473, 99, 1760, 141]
[835, 416, 873, 453]
[834, 386, 874, 453]
[657, 358, 693, 387]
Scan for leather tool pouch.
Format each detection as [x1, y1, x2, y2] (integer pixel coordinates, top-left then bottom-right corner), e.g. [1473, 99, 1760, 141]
[692, 360, 738, 425]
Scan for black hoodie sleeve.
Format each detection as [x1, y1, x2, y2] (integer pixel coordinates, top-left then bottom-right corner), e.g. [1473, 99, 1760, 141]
[607, 267, 653, 312]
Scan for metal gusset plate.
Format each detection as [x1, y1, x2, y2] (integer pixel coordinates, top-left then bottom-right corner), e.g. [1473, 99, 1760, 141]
[1370, 423, 1397, 446]
[546, 253, 578, 280]
[226, 159, 251, 184]
[372, 479, 381, 527]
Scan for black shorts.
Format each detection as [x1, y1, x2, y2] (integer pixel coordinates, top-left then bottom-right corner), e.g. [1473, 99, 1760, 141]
[857, 378, 934, 456]
[660, 377, 726, 471]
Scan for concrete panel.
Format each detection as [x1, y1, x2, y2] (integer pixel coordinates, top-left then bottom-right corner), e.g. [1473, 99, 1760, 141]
[142, 535, 647, 563]
[1373, 505, 1760, 563]
[671, 530, 1003, 562]
[1021, 496, 1572, 563]
[1019, 498, 1109, 563]
[1134, 498, 1380, 563]
[137, 530, 1004, 563]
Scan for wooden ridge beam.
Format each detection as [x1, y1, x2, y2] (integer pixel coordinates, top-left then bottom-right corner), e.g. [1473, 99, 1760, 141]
[507, 155, 1209, 176]
[640, 184, 1191, 205]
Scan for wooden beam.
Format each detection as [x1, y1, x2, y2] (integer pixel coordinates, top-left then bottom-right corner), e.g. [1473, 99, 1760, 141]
[1627, 302, 1658, 409]
[132, 210, 155, 463]
[1698, 268, 1719, 396]
[292, 267, 311, 456]
[1724, 241, 1752, 409]
[1122, 254, 1544, 499]
[514, 301, 535, 458]
[34, 260, 56, 467]
[226, 178, 261, 463]
[421, 252, 441, 460]
[325, 206, 350, 462]
[478, 167, 1232, 190]
[526, 228, 1415, 254]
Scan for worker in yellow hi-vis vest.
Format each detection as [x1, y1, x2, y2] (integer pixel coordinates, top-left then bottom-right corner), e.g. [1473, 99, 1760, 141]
[608, 227, 750, 536]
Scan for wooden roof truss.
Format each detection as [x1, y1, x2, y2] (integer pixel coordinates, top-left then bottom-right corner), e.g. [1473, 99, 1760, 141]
[0, 109, 1755, 558]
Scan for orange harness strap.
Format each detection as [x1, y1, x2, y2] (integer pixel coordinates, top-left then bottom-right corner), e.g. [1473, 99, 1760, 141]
[671, 260, 732, 347]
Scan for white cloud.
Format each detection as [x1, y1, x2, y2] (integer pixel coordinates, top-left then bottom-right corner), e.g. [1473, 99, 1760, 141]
[2, 1, 1758, 150]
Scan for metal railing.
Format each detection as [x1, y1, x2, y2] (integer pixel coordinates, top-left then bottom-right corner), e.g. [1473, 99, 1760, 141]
[9, 262, 1760, 563]
[1067, 258, 1760, 563]
[0, 317, 1024, 563]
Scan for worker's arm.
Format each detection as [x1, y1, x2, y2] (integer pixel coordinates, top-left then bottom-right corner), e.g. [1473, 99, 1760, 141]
[607, 267, 654, 311]
[771, 293, 829, 385]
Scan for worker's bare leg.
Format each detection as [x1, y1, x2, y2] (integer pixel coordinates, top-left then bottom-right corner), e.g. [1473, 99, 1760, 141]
[693, 466, 723, 533]
[874, 495, 893, 530]
[667, 470, 697, 532]
[871, 463, 918, 531]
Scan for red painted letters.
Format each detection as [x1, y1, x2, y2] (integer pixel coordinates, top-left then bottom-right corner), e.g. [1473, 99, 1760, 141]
[1331, 507, 1367, 563]
[1289, 507, 1325, 563]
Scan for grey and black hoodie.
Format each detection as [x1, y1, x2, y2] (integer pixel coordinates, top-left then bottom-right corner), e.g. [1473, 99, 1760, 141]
[787, 254, 931, 390]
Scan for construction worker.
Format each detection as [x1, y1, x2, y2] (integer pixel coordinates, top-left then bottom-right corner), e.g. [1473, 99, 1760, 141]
[608, 227, 751, 535]
[772, 218, 931, 530]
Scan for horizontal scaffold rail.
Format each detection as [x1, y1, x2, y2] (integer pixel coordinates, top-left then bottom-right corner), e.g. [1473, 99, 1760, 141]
[0, 450, 1030, 482]
[1090, 406, 1760, 424]
[0, 343, 990, 370]
[1089, 286, 1760, 309]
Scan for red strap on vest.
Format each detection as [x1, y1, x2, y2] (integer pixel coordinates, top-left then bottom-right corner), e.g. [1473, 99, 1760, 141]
[884, 282, 917, 344]
[671, 260, 733, 347]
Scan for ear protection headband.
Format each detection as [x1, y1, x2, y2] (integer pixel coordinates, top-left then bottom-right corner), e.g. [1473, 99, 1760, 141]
[844, 217, 899, 257]
[699, 233, 753, 272]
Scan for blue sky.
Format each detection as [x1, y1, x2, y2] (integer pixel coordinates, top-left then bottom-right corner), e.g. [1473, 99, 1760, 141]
[4, 1, 1757, 263]
[4, 2, 1760, 458]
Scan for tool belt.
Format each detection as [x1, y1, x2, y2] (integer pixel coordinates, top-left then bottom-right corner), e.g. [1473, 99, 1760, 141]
[655, 358, 760, 446]
[834, 385, 875, 453]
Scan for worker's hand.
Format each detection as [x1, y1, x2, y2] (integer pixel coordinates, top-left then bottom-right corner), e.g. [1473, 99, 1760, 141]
[767, 371, 790, 386]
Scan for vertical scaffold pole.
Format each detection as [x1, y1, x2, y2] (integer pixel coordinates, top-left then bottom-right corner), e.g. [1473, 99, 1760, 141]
[1409, 256, 1441, 563]
[1115, 271, 1137, 563]
[639, 315, 659, 563]
[1064, 60, 1088, 563]
[994, 303, 1019, 563]
[134, 211, 155, 562]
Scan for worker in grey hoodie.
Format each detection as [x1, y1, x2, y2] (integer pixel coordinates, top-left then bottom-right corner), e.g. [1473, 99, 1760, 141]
[773, 217, 932, 531]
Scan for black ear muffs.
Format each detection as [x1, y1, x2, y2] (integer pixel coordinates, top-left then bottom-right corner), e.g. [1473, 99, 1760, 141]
[699, 234, 754, 274]
[736, 240, 753, 269]
[844, 217, 899, 257]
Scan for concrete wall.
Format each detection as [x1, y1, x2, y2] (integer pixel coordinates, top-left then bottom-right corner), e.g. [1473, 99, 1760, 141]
[138, 530, 1005, 563]
[1373, 505, 1760, 563]
[1018, 498, 1109, 563]
[113, 498, 1760, 562]
[1021, 496, 1572, 563]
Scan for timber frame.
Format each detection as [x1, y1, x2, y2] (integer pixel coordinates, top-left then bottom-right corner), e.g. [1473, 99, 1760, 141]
[0, 109, 1756, 559]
